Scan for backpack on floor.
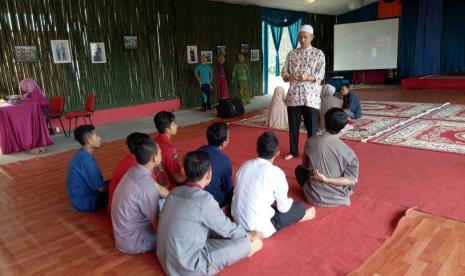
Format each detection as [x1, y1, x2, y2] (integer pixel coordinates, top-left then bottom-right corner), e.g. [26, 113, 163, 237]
[216, 96, 245, 118]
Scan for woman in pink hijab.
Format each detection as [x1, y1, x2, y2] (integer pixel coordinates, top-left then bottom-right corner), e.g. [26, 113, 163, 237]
[19, 78, 50, 154]
[19, 78, 49, 108]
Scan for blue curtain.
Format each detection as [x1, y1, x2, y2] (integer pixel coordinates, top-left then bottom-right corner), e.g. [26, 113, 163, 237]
[288, 19, 302, 49]
[262, 22, 269, 96]
[399, 0, 420, 78]
[270, 26, 283, 76]
[440, 0, 465, 73]
[414, 0, 443, 76]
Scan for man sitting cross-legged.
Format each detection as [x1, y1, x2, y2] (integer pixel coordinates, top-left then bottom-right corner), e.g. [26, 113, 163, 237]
[108, 132, 169, 213]
[111, 138, 162, 254]
[295, 107, 359, 207]
[157, 151, 263, 276]
[232, 131, 316, 238]
[154, 111, 186, 189]
[198, 122, 234, 208]
[67, 125, 107, 212]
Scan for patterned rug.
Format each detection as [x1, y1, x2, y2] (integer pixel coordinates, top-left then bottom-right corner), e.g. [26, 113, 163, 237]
[422, 104, 465, 122]
[232, 114, 406, 141]
[369, 119, 465, 155]
[361, 101, 441, 118]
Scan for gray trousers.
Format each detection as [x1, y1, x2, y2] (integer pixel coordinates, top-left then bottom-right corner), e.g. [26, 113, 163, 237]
[201, 237, 251, 275]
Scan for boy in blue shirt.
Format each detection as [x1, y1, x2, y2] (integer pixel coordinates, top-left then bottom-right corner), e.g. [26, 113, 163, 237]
[198, 122, 233, 208]
[194, 55, 213, 112]
[341, 84, 362, 119]
[67, 125, 107, 211]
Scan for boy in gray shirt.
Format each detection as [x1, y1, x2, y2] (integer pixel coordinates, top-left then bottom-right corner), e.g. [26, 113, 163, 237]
[157, 151, 263, 276]
[295, 108, 359, 207]
[111, 138, 161, 254]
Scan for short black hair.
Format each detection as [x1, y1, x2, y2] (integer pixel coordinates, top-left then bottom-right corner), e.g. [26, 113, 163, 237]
[340, 83, 350, 89]
[325, 108, 348, 134]
[154, 111, 175, 134]
[74, 125, 95, 146]
[257, 131, 279, 159]
[206, 122, 229, 147]
[183, 151, 211, 182]
[126, 132, 150, 155]
[134, 138, 159, 165]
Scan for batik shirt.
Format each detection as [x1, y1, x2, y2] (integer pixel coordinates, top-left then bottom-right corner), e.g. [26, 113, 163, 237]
[281, 46, 326, 109]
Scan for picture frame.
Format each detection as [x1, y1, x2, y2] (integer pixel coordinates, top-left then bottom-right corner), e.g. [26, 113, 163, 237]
[14, 46, 39, 62]
[216, 45, 226, 56]
[200, 51, 213, 64]
[240, 43, 250, 55]
[90, 42, 107, 64]
[187, 45, 198, 64]
[123, 36, 138, 50]
[51, 40, 72, 64]
[250, 49, 260, 62]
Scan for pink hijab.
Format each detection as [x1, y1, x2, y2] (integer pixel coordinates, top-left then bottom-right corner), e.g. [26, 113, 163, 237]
[19, 78, 49, 106]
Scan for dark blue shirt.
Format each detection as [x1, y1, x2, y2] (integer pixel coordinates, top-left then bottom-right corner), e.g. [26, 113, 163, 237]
[67, 148, 105, 211]
[343, 92, 362, 119]
[198, 145, 233, 207]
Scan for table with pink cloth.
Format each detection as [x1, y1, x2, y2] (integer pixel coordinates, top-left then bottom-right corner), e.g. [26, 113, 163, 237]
[0, 101, 53, 154]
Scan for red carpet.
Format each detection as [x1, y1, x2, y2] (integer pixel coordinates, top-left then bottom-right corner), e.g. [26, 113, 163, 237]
[86, 124, 465, 275]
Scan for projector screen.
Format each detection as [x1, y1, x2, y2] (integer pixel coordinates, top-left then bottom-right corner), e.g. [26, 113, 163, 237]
[334, 18, 399, 71]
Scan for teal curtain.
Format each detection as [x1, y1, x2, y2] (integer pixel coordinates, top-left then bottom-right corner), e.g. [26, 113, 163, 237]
[270, 26, 283, 76]
[288, 19, 302, 49]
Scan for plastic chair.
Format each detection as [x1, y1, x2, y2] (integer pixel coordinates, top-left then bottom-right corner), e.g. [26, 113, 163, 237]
[48, 96, 67, 136]
[65, 95, 96, 135]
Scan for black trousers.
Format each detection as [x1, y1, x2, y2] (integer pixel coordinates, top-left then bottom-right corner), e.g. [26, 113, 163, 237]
[287, 105, 319, 156]
[201, 84, 212, 110]
[295, 165, 310, 188]
[270, 202, 306, 232]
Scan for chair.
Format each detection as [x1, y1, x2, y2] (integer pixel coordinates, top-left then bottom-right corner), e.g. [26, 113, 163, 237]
[48, 96, 67, 136]
[65, 95, 96, 136]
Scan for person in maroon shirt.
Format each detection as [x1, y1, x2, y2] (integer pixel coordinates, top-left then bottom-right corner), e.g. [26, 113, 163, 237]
[154, 111, 186, 190]
[108, 132, 169, 213]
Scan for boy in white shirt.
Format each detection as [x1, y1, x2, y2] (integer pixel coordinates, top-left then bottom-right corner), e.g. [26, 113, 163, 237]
[232, 131, 316, 238]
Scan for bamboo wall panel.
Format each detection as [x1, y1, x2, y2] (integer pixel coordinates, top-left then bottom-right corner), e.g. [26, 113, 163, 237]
[0, 0, 177, 112]
[173, 0, 263, 108]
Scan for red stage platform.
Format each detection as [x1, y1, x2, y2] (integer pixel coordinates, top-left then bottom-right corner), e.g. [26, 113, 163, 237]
[401, 74, 465, 89]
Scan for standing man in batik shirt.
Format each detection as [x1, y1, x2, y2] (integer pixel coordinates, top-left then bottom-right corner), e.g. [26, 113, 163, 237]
[281, 24, 326, 160]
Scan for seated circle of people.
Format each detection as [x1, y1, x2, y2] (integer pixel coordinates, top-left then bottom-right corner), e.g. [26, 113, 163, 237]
[153, 111, 186, 189]
[111, 138, 162, 254]
[156, 151, 264, 276]
[231, 131, 316, 238]
[295, 107, 359, 207]
[341, 84, 362, 119]
[197, 122, 234, 208]
[108, 132, 169, 213]
[67, 125, 108, 212]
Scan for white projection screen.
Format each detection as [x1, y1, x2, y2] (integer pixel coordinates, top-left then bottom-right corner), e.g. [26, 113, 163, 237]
[334, 18, 399, 71]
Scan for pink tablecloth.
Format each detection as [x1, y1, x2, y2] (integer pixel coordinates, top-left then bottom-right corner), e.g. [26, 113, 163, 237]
[0, 101, 53, 154]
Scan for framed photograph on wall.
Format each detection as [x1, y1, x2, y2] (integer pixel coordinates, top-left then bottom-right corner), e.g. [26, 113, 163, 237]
[187, 45, 198, 64]
[250, 49, 260, 61]
[123, 36, 138, 50]
[51, 40, 72, 63]
[240, 43, 250, 55]
[200, 51, 213, 64]
[90, 42, 106, 63]
[216, 45, 226, 56]
[14, 46, 39, 62]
